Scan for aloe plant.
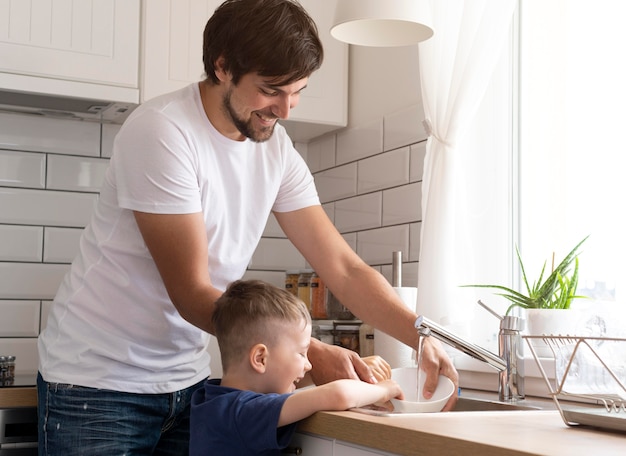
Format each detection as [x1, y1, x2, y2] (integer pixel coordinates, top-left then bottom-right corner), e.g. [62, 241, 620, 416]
[465, 236, 588, 315]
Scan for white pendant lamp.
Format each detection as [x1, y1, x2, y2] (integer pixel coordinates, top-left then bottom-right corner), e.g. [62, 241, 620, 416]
[331, 0, 433, 47]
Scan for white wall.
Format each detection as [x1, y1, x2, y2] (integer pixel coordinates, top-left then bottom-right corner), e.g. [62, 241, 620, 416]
[347, 44, 422, 128]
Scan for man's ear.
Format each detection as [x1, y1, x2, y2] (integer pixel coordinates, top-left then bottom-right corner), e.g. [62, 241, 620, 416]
[249, 343, 268, 374]
[214, 56, 231, 83]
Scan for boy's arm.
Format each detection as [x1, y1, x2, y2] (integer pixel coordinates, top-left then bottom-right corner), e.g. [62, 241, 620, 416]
[278, 379, 403, 427]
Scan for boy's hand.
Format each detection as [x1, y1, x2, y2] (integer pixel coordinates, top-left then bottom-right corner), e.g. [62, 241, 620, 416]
[378, 378, 404, 401]
[361, 355, 392, 382]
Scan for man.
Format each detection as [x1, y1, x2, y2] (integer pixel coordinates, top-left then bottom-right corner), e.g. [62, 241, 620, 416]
[37, 1, 458, 454]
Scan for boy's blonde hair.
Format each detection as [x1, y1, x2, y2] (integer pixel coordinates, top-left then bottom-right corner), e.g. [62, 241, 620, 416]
[212, 279, 311, 372]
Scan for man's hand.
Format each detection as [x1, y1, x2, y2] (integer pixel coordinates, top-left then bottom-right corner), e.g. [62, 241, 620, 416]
[308, 338, 378, 385]
[418, 336, 459, 411]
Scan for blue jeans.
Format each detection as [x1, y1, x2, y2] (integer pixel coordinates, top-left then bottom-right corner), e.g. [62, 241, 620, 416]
[37, 372, 205, 455]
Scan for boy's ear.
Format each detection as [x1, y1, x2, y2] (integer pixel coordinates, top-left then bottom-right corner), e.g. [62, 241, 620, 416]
[249, 343, 268, 374]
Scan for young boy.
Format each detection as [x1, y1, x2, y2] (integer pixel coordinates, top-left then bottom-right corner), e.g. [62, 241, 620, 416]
[189, 280, 404, 455]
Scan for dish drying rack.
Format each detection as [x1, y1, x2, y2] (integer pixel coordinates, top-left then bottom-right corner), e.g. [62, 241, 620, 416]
[524, 335, 626, 432]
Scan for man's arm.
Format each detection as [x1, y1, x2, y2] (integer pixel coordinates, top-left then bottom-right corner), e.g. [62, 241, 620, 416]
[274, 205, 459, 409]
[133, 211, 222, 334]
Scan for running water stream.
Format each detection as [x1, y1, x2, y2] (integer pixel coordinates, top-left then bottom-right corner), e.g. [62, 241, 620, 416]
[415, 334, 426, 402]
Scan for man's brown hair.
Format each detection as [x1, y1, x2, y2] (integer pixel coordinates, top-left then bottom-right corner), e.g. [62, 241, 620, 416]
[203, 0, 323, 86]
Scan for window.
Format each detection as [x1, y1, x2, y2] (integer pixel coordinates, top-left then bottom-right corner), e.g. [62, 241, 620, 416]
[520, 0, 626, 308]
[457, 1, 625, 389]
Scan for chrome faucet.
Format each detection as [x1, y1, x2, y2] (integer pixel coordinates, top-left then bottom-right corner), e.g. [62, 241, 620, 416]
[415, 301, 525, 402]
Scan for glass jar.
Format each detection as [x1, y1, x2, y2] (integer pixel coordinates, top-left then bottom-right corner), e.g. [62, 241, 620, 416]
[0, 356, 7, 380]
[310, 272, 328, 319]
[6, 355, 15, 380]
[335, 325, 360, 353]
[284, 270, 300, 296]
[326, 291, 355, 320]
[313, 324, 334, 345]
[297, 269, 313, 311]
[359, 323, 375, 357]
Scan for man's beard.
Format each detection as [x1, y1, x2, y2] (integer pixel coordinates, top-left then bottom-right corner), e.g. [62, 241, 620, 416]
[222, 90, 276, 143]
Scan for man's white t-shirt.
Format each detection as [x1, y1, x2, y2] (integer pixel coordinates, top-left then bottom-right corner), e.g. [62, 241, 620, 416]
[38, 83, 320, 393]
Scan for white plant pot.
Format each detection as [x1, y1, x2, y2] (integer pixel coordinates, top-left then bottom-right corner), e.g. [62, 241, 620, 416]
[524, 308, 584, 358]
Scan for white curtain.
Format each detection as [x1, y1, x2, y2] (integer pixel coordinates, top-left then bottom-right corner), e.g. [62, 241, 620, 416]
[416, 0, 516, 334]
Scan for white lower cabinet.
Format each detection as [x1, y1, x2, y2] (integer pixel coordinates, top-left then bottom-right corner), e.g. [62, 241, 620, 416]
[289, 432, 333, 455]
[291, 432, 398, 456]
[334, 441, 397, 456]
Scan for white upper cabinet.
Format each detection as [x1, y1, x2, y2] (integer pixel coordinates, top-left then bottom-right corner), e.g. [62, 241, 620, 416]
[281, 0, 348, 141]
[0, 0, 140, 102]
[141, 0, 348, 142]
[140, 0, 213, 103]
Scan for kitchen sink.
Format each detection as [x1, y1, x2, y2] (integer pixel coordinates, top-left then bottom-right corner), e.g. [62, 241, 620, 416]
[351, 395, 547, 416]
[450, 396, 543, 412]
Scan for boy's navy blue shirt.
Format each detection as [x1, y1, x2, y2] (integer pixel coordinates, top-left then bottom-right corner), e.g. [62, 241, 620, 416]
[190, 378, 297, 455]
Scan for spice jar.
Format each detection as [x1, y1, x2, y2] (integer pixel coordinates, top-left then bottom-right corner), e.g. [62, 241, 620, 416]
[284, 270, 299, 296]
[6, 355, 15, 380]
[310, 272, 328, 319]
[297, 269, 313, 311]
[0, 356, 7, 380]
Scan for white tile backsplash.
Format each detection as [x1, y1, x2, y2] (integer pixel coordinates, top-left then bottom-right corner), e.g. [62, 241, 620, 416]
[0, 149, 45, 188]
[336, 118, 383, 165]
[410, 141, 427, 183]
[384, 104, 428, 151]
[305, 101, 426, 287]
[381, 261, 419, 288]
[0, 187, 97, 227]
[382, 182, 422, 225]
[0, 263, 69, 299]
[409, 222, 421, 262]
[321, 202, 335, 224]
[342, 232, 357, 253]
[334, 192, 382, 233]
[242, 270, 285, 289]
[357, 225, 410, 265]
[306, 134, 336, 173]
[0, 225, 43, 261]
[43, 227, 83, 263]
[102, 124, 121, 158]
[314, 163, 357, 203]
[248, 238, 305, 271]
[0, 338, 39, 375]
[0, 301, 40, 337]
[0, 112, 100, 155]
[47, 155, 109, 192]
[41, 300, 53, 332]
[262, 213, 286, 238]
[357, 147, 409, 194]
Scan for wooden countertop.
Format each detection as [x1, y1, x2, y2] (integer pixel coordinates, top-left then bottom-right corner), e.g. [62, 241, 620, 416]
[0, 386, 37, 408]
[297, 406, 626, 456]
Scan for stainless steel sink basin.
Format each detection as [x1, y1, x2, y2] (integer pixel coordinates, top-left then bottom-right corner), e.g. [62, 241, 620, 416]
[450, 396, 544, 412]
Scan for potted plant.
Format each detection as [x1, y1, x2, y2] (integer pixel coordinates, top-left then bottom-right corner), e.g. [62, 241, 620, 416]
[466, 236, 589, 355]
